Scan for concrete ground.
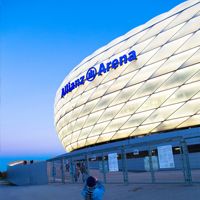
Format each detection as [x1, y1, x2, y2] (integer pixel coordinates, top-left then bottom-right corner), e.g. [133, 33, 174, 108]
[0, 183, 200, 200]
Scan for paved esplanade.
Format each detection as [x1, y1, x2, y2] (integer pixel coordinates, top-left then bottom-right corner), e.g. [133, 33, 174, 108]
[0, 184, 200, 200]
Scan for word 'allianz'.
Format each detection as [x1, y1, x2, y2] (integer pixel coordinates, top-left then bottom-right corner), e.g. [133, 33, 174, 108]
[61, 50, 137, 98]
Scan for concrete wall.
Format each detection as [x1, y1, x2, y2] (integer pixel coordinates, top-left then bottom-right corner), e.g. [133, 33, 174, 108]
[7, 161, 48, 186]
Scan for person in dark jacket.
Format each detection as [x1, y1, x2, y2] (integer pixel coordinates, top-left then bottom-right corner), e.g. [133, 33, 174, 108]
[81, 176, 105, 200]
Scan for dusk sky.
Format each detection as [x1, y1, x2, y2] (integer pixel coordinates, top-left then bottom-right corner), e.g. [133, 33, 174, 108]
[1, 0, 185, 170]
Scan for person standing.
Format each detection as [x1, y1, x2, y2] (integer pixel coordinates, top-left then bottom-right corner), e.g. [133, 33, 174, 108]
[81, 176, 105, 200]
[80, 162, 88, 183]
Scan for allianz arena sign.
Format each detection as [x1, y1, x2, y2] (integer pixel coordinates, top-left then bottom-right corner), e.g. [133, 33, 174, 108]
[61, 50, 137, 98]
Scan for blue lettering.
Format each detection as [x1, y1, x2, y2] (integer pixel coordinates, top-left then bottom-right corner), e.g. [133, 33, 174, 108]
[106, 62, 112, 72]
[79, 76, 85, 85]
[98, 63, 106, 76]
[61, 88, 66, 98]
[119, 55, 127, 66]
[112, 59, 119, 69]
[128, 50, 137, 61]
[61, 50, 136, 98]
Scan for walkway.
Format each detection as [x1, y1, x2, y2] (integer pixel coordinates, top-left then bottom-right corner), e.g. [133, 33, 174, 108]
[0, 183, 200, 200]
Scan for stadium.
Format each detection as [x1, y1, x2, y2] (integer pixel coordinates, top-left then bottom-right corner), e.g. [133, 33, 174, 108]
[54, 0, 200, 153]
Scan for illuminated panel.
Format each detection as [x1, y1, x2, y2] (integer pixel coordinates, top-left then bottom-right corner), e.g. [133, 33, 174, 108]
[55, 0, 200, 152]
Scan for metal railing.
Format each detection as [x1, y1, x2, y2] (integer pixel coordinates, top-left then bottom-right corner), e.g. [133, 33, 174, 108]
[47, 134, 200, 185]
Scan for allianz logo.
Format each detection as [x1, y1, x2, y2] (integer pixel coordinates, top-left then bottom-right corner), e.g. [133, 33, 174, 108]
[61, 50, 137, 98]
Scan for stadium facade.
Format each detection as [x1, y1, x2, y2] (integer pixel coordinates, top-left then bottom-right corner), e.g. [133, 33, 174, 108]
[55, 0, 200, 153]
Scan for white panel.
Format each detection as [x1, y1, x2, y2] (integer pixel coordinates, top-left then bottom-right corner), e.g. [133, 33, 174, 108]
[73, 116, 88, 132]
[165, 3, 200, 30]
[130, 123, 160, 136]
[128, 59, 166, 85]
[116, 96, 148, 118]
[97, 132, 116, 143]
[77, 139, 86, 148]
[177, 114, 200, 128]
[157, 64, 200, 92]
[110, 83, 143, 106]
[88, 121, 110, 137]
[98, 104, 124, 123]
[121, 110, 154, 129]
[79, 126, 93, 140]
[183, 50, 200, 69]
[170, 15, 200, 41]
[147, 34, 192, 65]
[93, 91, 120, 112]
[163, 81, 200, 106]
[143, 103, 184, 124]
[152, 117, 189, 133]
[137, 88, 176, 112]
[103, 116, 130, 133]
[71, 130, 81, 143]
[75, 88, 96, 107]
[131, 73, 173, 100]
[116, 30, 148, 53]
[111, 127, 136, 140]
[84, 110, 104, 128]
[192, 91, 200, 99]
[79, 99, 99, 118]
[106, 73, 135, 94]
[168, 99, 200, 119]
[151, 47, 199, 78]
[142, 23, 184, 53]
[138, 14, 178, 43]
[88, 80, 115, 101]
[86, 136, 99, 146]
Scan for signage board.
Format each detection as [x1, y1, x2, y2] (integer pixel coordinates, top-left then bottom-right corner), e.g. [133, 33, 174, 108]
[108, 153, 119, 172]
[157, 145, 175, 169]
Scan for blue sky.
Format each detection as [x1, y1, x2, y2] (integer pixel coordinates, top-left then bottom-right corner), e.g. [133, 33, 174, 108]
[0, 0, 185, 171]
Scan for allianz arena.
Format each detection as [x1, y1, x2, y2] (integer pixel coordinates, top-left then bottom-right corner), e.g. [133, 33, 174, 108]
[55, 0, 200, 152]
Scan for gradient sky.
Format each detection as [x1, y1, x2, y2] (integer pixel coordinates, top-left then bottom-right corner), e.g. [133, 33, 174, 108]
[0, 0, 185, 170]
